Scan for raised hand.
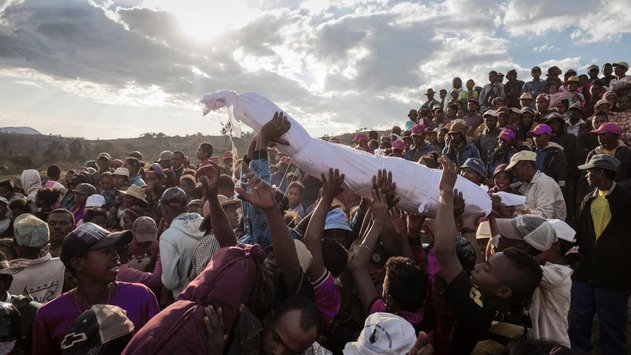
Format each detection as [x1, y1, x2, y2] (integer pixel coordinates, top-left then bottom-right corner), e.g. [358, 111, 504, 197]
[320, 168, 345, 199]
[235, 172, 278, 211]
[371, 187, 389, 223]
[372, 169, 399, 208]
[439, 156, 458, 192]
[196, 161, 222, 198]
[453, 189, 465, 221]
[260, 111, 291, 146]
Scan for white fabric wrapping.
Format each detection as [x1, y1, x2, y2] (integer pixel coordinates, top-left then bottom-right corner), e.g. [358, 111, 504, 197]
[201, 90, 492, 216]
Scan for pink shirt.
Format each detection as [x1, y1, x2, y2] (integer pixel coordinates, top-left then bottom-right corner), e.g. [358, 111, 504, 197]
[312, 271, 341, 326]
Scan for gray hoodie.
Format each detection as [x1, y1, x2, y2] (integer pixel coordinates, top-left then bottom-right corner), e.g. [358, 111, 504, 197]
[21, 169, 42, 212]
[159, 212, 205, 298]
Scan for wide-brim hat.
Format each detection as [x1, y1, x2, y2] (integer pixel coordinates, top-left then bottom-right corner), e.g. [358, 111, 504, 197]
[118, 185, 148, 204]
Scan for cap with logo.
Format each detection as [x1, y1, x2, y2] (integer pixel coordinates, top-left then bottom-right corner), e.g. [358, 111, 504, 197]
[60, 223, 132, 268]
[342, 312, 416, 355]
[460, 158, 486, 178]
[496, 215, 557, 252]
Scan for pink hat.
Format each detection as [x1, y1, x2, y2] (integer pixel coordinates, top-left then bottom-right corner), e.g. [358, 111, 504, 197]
[527, 124, 552, 137]
[499, 128, 516, 142]
[223, 151, 233, 159]
[352, 133, 368, 142]
[391, 140, 405, 151]
[591, 122, 622, 135]
[411, 124, 426, 136]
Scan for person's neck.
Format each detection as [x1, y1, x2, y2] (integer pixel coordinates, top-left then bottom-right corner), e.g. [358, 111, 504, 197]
[75, 279, 113, 306]
[17, 247, 41, 260]
[597, 180, 614, 191]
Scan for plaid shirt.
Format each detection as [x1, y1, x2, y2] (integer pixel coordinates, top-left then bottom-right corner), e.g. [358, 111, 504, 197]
[518, 171, 567, 219]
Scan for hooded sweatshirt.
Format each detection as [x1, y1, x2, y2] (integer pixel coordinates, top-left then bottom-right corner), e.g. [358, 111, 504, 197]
[21, 169, 42, 212]
[528, 263, 573, 347]
[159, 212, 205, 298]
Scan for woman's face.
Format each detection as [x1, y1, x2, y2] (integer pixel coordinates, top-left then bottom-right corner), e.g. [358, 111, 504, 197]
[493, 171, 512, 191]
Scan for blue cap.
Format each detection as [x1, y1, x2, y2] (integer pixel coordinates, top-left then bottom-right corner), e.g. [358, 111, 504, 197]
[324, 208, 352, 232]
[461, 158, 486, 178]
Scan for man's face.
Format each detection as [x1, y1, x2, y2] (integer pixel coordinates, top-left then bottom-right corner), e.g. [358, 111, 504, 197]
[588, 68, 599, 79]
[261, 310, 318, 355]
[460, 168, 483, 185]
[196, 148, 206, 161]
[467, 102, 479, 112]
[510, 161, 529, 182]
[520, 99, 533, 108]
[597, 133, 618, 147]
[426, 93, 434, 101]
[470, 252, 511, 299]
[548, 119, 563, 133]
[223, 203, 241, 229]
[75, 246, 120, 283]
[568, 83, 578, 92]
[113, 175, 128, 189]
[614, 65, 627, 77]
[48, 213, 75, 245]
[434, 110, 445, 121]
[453, 77, 462, 89]
[466, 80, 475, 90]
[171, 153, 184, 169]
[439, 90, 447, 99]
[507, 73, 517, 81]
[497, 113, 508, 127]
[531, 70, 541, 80]
[536, 99, 549, 113]
[603, 65, 613, 76]
[586, 168, 604, 187]
[408, 113, 418, 122]
[484, 116, 498, 130]
[488, 73, 496, 83]
[412, 135, 425, 146]
[448, 132, 464, 145]
[96, 158, 110, 171]
[533, 133, 550, 149]
[100, 176, 114, 190]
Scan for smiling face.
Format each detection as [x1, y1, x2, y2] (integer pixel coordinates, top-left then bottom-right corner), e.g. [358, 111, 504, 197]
[493, 171, 511, 191]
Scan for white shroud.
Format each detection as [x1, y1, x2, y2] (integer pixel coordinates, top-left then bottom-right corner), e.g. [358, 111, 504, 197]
[201, 90, 492, 216]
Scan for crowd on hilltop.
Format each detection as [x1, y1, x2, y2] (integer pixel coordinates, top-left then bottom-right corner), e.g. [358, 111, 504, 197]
[0, 61, 630, 355]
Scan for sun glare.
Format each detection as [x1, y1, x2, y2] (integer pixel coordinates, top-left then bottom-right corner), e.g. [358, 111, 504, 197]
[156, 1, 259, 41]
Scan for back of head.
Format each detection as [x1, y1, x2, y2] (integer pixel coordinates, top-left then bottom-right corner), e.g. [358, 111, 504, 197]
[272, 296, 320, 334]
[384, 256, 427, 311]
[501, 247, 543, 305]
[47, 165, 61, 180]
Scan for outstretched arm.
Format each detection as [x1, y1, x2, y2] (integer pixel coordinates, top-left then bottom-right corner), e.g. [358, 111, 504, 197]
[197, 161, 237, 247]
[350, 187, 390, 312]
[236, 173, 302, 293]
[305, 168, 345, 281]
[433, 156, 463, 284]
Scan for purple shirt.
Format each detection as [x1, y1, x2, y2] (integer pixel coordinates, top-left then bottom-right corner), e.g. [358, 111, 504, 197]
[33, 281, 160, 355]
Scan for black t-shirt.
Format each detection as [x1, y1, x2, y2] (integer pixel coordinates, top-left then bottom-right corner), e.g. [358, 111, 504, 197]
[442, 270, 496, 355]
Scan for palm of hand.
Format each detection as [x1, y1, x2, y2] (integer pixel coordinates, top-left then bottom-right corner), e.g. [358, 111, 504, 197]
[245, 185, 277, 210]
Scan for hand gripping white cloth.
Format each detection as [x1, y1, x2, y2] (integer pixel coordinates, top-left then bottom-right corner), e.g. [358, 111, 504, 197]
[201, 90, 492, 216]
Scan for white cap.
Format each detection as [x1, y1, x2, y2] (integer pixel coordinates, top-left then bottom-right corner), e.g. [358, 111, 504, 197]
[86, 194, 106, 208]
[342, 313, 416, 354]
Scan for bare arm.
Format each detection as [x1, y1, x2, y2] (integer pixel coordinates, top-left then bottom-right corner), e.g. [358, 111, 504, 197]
[197, 162, 237, 247]
[433, 156, 463, 284]
[350, 188, 389, 312]
[236, 173, 302, 293]
[304, 169, 345, 281]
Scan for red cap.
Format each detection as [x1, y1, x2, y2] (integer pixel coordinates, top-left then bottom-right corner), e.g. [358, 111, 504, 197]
[391, 140, 405, 151]
[527, 124, 552, 137]
[499, 128, 516, 142]
[591, 122, 622, 135]
[352, 133, 368, 142]
[411, 124, 426, 136]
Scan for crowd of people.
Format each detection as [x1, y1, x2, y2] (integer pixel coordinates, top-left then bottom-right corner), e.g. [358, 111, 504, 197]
[0, 61, 630, 355]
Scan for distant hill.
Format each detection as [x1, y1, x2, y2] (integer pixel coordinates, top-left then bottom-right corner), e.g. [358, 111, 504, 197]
[0, 127, 41, 135]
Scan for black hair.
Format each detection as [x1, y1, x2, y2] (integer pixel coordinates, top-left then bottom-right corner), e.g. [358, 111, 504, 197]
[321, 238, 348, 278]
[272, 296, 320, 333]
[501, 247, 543, 305]
[217, 174, 235, 192]
[47, 165, 61, 180]
[489, 70, 498, 75]
[8, 199, 31, 214]
[84, 208, 108, 223]
[48, 208, 75, 224]
[198, 142, 214, 158]
[287, 181, 305, 195]
[384, 256, 427, 311]
[0, 179, 14, 191]
[36, 188, 62, 207]
[368, 131, 378, 141]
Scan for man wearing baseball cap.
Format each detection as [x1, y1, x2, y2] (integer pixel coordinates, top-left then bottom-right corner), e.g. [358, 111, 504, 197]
[33, 222, 159, 355]
[487, 128, 518, 178]
[157, 150, 173, 169]
[158, 187, 204, 298]
[7, 213, 65, 303]
[505, 150, 566, 219]
[443, 119, 481, 167]
[405, 109, 419, 131]
[528, 123, 567, 189]
[584, 122, 631, 188]
[570, 154, 631, 354]
[494, 215, 573, 348]
[609, 61, 630, 96]
[404, 124, 433, 162]
[459, 157, 486, 185]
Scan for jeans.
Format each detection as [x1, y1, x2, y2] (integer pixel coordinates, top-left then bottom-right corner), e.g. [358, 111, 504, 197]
[569, 280, 630, 355]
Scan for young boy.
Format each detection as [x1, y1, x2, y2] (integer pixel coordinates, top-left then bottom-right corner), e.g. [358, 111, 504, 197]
[286, 181, 305, 218]
[434, 156, 543, 354]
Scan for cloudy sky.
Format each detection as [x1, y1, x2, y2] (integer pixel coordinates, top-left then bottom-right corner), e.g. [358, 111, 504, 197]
[0, 0, 630, 139]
